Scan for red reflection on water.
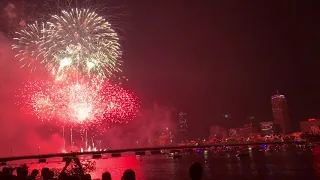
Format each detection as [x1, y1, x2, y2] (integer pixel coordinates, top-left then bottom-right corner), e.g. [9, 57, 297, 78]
[312, 146, 320, 174]
[24, 156, 144, 180]
[93, 156, 143, 179]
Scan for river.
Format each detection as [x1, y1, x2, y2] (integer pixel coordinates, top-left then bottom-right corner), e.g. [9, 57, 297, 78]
[2, 146, 320, 180]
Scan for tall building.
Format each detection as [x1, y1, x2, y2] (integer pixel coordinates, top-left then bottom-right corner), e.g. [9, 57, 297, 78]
[260, 121, 274, 137]
[178, 112, 188, 141]
[300, 118, 320, 133]
[271, 92, 291, 133]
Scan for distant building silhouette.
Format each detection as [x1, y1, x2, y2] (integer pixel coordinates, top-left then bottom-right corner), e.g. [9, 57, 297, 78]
[300, 118, 320, 133]
[228, 123, 259, 138]
[229, 128, 240, 138]
[209, 126, 228, 139]
[271, 92, 291, 133]
[178, 112, 188, 141]
[157, 133, 171, 146]
[260, 121, 274, 137]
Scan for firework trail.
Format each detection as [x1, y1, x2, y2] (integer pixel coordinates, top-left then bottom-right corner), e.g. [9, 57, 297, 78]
[13, 8, 122, 80]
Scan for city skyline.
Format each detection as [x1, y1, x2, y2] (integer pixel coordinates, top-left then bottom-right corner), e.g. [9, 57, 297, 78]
[208, 91, 318, 135]
[120, 0, 320, 137]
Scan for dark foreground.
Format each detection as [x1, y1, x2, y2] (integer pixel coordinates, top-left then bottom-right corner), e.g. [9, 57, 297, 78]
[1, 146, 320, 180]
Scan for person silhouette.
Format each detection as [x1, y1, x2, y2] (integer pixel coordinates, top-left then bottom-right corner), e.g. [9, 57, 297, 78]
[42, 167, 50, 180]
[102, 171, 112, 180]
[2, 167, 14, 179]
[189, 162, 203, 180]
[83, 174, 92, 180]
[122, 169, 136, 180]
[17, 166, 28, 180]
[48, 171, 55, 180]
[28, 169, 39, 180]
[58, 172, 68, 180]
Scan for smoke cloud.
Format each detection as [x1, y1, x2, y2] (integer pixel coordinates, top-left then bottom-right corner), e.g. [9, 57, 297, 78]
[102, 103, 177, 149]
[1, 2, 26, 36]
[3, 3, 17, 19]
[0, 33, 64, 157]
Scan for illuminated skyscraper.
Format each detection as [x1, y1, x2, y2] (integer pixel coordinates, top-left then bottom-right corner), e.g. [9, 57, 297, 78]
[178, 112, 188, 141]
[271, 92, 291, 133]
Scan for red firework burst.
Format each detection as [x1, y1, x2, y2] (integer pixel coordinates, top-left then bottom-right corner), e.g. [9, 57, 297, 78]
[17, 79, 140, 126]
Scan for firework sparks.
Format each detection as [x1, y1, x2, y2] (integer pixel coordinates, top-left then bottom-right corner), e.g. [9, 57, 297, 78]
[13, 8, 122, 80]
[17, 79, 139, 125]
[17, 80, 56, 120]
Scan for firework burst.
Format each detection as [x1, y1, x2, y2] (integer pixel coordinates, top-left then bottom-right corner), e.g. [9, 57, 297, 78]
[17, 79, 139, 126]
[13, 2, 138, 139]
[13, 8, 122, 80]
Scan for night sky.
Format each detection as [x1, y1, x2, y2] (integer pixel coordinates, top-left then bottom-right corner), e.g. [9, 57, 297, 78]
[122, 0, 320, 135]
[1, 0, 320, 138]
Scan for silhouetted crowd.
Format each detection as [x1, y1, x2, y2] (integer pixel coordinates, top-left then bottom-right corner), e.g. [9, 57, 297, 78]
[0, 158, 203, 180]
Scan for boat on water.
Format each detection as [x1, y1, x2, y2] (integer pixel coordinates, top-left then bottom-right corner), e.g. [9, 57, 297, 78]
[236, 152, 250, 158]
[168, 152, 182, 159]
